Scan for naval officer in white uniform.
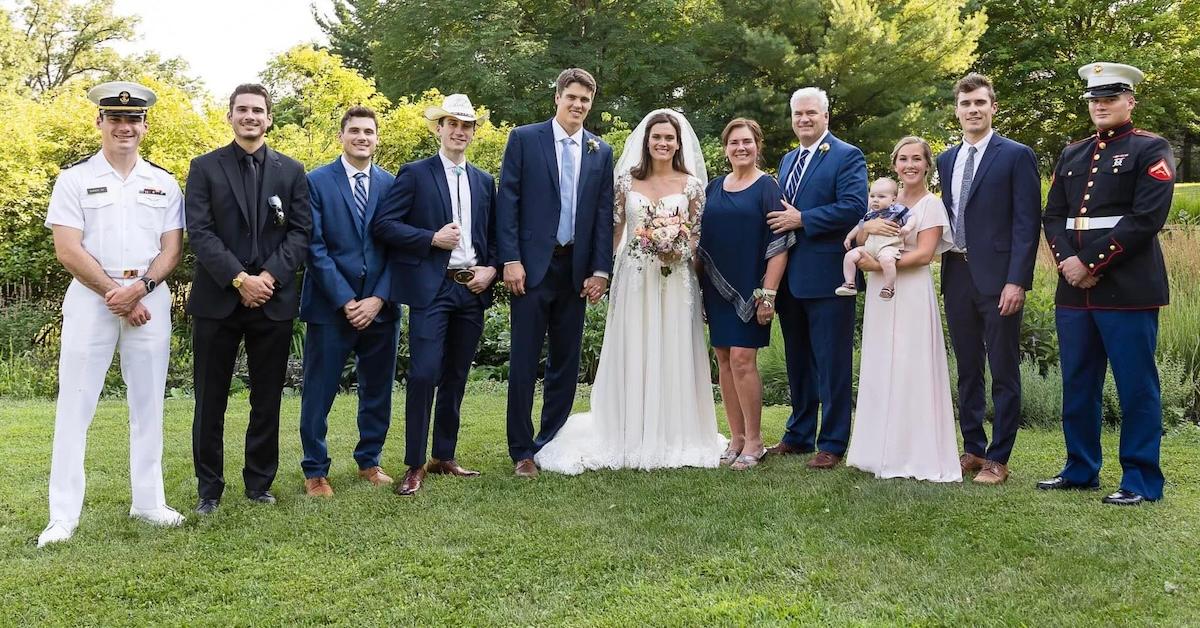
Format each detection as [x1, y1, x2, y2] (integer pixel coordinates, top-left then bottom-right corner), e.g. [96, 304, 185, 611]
[39, 81, 185, 547]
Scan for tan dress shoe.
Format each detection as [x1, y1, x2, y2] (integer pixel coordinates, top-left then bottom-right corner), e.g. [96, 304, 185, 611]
[426, 458, 481, 477]
[959, 453, 986, 475]
[304, 477, 333, 497]
[395, 467, 425, 496]
[974, 460, 1010, 485]
[806, 451, 842, 469]
[765, 441, 808, 456]
[358, 466, 394, 486]
[514, 458, 539, 478]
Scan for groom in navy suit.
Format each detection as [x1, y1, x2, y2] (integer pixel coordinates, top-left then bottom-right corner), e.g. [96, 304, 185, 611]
[936, 73, 1040, 485]
[765, 87, 868, 469]
[298, 106, 398, 497]
[373, 94, 500, 495]
[498, 68, 615, 477]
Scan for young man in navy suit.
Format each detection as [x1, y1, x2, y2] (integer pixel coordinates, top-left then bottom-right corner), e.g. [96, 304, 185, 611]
[497, 69, 615, 477]
[764, 87, 868, 470]
[298, 106, 399, 497]
[372, 94, 500, 495]
[935, 73, 1040, 485]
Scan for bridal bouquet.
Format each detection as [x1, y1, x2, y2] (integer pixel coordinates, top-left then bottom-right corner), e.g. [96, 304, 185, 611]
[629, 200, 692, 277]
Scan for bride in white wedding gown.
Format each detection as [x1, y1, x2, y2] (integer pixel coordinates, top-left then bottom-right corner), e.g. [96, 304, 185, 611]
[535, 110, 727, 475]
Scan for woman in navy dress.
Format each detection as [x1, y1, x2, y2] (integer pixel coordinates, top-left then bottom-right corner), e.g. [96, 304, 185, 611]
[698, 118, 792, 470]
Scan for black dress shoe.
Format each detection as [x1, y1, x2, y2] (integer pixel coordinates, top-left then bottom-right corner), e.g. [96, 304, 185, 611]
[246, 490, 277, 504]
[1102, 489, 1148, 506]
[195, 498, 220, 515]
[1036, 476, 1100, 491]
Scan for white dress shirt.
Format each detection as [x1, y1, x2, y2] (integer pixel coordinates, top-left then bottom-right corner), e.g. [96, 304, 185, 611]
[949, 129, 993, 252]
[341, 155, 370, 198]
[794, 129, 829, 185]
[440, 151, 476, 268]
[552, 118, 584, 193]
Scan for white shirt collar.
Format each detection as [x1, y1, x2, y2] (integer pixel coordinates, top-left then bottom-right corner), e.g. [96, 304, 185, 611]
[93, 151, 152, 180]
[552, 118, 585, 145]
[962, 129, 994, 151]
[799, 130, 830, 153]
[341, 154, 371, 178]
[439, 151, 467, 169]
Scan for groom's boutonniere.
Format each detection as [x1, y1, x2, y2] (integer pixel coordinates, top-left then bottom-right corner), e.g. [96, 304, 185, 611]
[268, 195, 286, 226]
[819, 142, 831, 153]
[587, 137, 599, 153]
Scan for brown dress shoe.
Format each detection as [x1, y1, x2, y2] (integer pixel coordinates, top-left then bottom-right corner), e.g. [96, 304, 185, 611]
[395, 467, 425, 496]
[765, 441, 809, 456]
[974, 460, 1010, 485]
[514, 458, 539, 478]
[959, 453, 986, 475]
[358, 466, 393, 486]
[304, 477, 333, 498]
[426, 458, 481, 477]
[806, 451, 842, 469]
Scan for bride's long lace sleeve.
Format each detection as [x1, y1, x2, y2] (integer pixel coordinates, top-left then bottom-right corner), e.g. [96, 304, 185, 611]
[686, 176, 705, 256]
[614, 172, 632, 224]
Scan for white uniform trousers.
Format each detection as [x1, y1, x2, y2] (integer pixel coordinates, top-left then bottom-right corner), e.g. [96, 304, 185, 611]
[48, 278, 172, 524]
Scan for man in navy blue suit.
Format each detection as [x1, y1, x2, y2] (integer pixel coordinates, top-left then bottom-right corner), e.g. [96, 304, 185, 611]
[372, 94, 500, 495]
[497, 68, 615, 477]
[298, 106, 399, 497]
[935, 73, 1041, 486]
[764, 87, 867, 469]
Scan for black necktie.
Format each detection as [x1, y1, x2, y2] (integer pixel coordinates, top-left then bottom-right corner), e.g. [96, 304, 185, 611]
[243, 154, 260, 266]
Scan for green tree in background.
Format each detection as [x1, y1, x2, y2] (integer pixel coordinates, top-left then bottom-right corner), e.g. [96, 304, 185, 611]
[14, 0, 137, 93]
[973, 0, 1200, 170]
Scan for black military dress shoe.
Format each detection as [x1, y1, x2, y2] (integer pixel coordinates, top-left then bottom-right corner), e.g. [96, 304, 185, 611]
[196, 498, 220, 515]
[1036, 476, 1100, 491]
[1102, 489, 1149, 506]
[246, 490, 277, 504]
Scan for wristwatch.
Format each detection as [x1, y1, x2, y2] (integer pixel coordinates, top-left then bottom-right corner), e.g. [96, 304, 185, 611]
[139, 276, 156, 293]
[232, 274, 245, 289]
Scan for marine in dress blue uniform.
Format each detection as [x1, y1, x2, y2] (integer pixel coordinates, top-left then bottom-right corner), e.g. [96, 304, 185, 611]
[1038, 63, 1175, 505]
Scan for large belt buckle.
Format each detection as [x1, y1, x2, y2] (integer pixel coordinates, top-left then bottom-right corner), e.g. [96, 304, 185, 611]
[122, 269, 140, 278]
[452, 268, 475, 285]
[1075, 216, 1090, 230]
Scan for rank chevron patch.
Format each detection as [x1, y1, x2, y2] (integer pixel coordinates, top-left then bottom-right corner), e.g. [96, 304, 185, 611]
[1147, 158, 1173, 181]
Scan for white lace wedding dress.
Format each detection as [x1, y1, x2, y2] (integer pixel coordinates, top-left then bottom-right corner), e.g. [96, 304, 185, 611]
[535, 173, 727, 474]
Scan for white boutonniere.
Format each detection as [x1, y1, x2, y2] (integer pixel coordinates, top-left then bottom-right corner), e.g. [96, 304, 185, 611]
[268, 195, 286, 226]
[819, 142, 831, 153]
[587, 138, 599, 153]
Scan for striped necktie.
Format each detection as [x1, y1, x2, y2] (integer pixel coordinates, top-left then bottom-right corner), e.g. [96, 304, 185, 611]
[784, 148, 811, 201]
[352, 172, 368, 228]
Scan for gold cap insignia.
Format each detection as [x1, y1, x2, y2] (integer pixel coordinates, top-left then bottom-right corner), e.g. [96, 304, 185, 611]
[1093, 65, 1104, 74]
[119, 91, 130, 104]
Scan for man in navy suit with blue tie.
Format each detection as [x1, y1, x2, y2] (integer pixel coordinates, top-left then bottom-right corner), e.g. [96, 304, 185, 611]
[765, 87, 867, 469]
[298, 106, 399, 497]
[935, 73, 1041, 486]
[372, 94, 500, 495]
[497, 68, 615, 477]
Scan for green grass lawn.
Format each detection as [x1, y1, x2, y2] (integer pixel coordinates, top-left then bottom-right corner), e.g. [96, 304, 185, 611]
[3, 386, 1199, 625]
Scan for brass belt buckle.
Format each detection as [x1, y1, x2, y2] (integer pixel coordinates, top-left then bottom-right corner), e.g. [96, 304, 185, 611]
[452, 268, 475, 285]
[1075, 216, 1090, 230]
[122, 269, 140, 278]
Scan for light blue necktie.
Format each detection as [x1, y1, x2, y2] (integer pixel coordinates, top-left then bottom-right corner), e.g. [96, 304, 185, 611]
[352, 172, 368, 230]
[557, 137, 576, 245]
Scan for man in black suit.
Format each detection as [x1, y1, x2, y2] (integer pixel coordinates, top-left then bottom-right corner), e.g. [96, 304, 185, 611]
[184, 84, 312, 513]
[935, 73, 1041, 485]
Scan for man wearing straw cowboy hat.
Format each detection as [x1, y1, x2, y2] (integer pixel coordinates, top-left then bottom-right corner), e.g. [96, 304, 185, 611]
[372, 93, 500, 496]
[39, 81, 185, 547]
[1039, 62, 1176, 505]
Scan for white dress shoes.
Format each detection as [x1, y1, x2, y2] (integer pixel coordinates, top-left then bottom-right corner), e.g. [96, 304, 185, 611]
[130, 505, 185, 526]
[37, 520, 78, 548]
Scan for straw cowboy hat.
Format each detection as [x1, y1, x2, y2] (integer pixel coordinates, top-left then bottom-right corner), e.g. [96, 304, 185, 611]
[424, 93, 488, 133]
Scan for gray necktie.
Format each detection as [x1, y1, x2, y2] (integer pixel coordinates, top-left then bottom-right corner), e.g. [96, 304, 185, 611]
[954, 145, 977, 250]
[352, 172, 367, 229]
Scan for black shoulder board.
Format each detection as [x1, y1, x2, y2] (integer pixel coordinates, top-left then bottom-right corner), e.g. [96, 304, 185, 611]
[61, 157, 90, 170]
[145, 159, 173, 175]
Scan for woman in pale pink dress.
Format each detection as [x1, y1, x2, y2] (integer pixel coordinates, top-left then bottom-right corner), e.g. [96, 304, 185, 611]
[845, 136, 961, 482]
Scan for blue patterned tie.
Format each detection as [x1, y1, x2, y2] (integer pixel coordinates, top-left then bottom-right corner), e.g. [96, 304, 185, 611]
[953, 146, 976, 250]
[784, 149, 810, 201]
[352, 172, 368, 230]
[557, 137, 576, 245]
